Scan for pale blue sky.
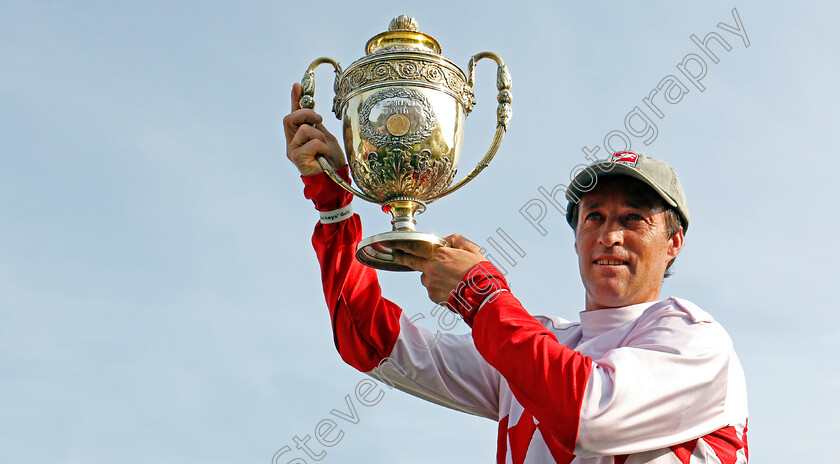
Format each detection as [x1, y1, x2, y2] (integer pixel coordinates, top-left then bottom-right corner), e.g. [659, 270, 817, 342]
[1, 1, 838, 463]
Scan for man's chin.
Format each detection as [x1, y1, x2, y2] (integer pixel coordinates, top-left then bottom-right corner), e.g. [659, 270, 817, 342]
[586, 284, 634, 310]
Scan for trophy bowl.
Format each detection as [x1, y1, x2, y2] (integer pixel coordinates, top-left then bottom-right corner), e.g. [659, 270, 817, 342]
[300, 14, 511, 271]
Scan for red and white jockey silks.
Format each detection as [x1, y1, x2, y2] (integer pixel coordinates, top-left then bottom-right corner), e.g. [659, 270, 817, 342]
[301, 170, 749, 464]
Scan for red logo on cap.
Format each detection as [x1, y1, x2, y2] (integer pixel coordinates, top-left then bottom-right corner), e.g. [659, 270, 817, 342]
[612, 151, 638, 167]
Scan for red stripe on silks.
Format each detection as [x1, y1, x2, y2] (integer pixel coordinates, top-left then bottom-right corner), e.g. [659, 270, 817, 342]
[613, 455, 629, 464]
[497, 416, 509, 464]
[538, 424, 577, 464]
[471, 283, 593, 455]
[670, 438, 698, 464]
[509, 411, 537, 464]
[703, 425, 745, 464]
[743, 420, 749, 461]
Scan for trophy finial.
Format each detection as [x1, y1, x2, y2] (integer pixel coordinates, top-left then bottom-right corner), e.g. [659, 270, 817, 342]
[365, 15, 440, 55]
[389, 15, 419, 32]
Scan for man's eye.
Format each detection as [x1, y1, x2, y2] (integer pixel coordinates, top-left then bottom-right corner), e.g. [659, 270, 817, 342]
[585, 212, 602, 220]
[626, 213, 644, 221]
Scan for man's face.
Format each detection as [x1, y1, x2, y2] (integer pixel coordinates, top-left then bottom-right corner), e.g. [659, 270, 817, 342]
[574, 177, 683, 311]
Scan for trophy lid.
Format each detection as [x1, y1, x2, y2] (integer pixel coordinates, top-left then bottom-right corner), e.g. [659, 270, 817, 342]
[365, 15, 442, 55]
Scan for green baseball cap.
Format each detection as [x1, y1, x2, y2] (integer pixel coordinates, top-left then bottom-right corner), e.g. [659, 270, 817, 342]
[565, 151, 690, 232]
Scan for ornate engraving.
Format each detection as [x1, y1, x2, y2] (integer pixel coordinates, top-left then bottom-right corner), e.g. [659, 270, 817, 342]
[352, 148, 456, 202]
[369, 45, 428, 54]
[359, 88, 436, 150]
[338, 56, 475, 112]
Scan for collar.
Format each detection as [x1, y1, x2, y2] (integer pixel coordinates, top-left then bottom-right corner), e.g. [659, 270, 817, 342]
[579, 301, 657, 342]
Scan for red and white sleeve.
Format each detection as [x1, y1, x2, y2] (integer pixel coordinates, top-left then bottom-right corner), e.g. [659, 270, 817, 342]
[448, 262, 594, 454]
[303, 167, 402, 373]
[301, 170, 501, 419]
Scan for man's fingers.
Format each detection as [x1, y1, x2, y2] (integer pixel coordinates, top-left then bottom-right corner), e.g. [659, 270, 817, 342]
[392, 250, 426, 272]
[445, 234, 481, 253]
[289, 123, 328, 149]
[289, 138, 331, 165]
[283, 110, 321, 145]
[291, 83, 302, 112]
[389, 240, 436, 259]
[285, 109, 324, 133]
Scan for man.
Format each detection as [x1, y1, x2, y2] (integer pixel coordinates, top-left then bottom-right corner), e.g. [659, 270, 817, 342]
[284, 82, 748, 463]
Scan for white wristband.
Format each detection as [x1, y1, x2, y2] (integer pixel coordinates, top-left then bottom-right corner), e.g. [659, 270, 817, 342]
[319, 204, 354, 224]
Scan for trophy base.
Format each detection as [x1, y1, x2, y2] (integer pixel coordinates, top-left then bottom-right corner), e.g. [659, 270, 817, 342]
[356, 231, 447, 272]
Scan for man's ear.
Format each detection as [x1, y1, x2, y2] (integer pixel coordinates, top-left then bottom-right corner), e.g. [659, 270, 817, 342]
[667, 227, 685, 260]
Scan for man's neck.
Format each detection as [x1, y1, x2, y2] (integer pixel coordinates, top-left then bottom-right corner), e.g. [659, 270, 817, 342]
[584, 293, 662, 312]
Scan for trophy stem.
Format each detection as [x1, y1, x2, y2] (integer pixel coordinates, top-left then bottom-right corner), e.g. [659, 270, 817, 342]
[355, 197, 445, 271]
[382, 198, 426, 232]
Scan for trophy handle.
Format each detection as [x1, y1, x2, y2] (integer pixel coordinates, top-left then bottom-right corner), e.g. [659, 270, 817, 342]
[300, 57, 380, 204]
[427, 52, 512, 201]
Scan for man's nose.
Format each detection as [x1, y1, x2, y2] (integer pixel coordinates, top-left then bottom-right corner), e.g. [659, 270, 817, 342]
[598, 221, 624, 247]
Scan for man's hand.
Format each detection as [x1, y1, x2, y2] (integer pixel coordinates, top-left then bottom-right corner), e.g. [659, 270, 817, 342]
[283, 83, 346, 177]
[393, 234, 486, 304]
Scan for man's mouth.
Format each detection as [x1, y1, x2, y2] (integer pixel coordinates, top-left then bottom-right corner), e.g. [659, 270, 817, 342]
[595, 259, 627, 265]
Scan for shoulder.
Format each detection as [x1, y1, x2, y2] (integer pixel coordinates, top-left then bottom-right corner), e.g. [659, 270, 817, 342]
[633, 297, 734, 351]
[640, 297, 715, 323]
